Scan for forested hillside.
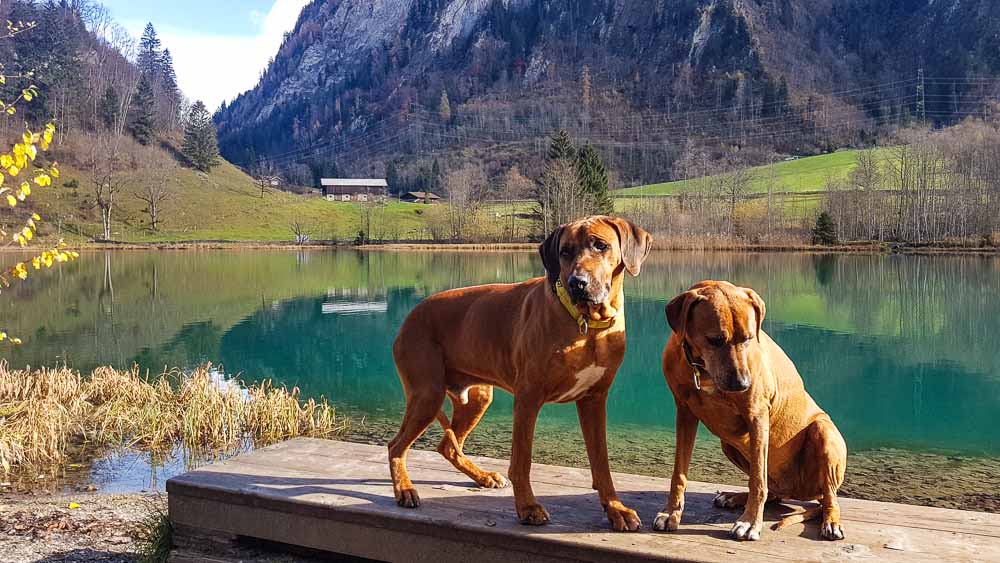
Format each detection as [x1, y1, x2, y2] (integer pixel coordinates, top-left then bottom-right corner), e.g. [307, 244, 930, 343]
[215, 0, 1000, 192]
[0, 0, 228, 242]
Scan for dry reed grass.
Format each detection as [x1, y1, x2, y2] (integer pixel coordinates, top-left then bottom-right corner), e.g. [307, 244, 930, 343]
[0, 363, 347, 475]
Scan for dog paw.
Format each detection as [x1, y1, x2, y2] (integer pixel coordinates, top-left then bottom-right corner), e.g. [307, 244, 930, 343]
[652, 510, 682, 532]
[477, 472, 509, 489]
[821, 521, 845, 541]
[396, 487, 420, 508]
[714, 491, 747, 509]
[517, 503, 551, 526]
[605, 501, 641, 532]
[730, 519, 762, 541]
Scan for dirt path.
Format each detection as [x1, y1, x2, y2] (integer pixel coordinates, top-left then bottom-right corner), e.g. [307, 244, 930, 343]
[0, 490, 162, 563]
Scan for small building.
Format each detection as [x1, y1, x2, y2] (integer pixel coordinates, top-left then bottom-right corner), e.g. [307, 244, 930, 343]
[320, 178, 388, 202]
[400, 191, 442, 204]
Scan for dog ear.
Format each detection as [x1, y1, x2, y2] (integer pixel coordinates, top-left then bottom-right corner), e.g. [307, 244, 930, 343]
[665, 290, 704, 337]
[538, 225, 564, 286]
[744, 288, 766, 341]
[607, 217, 653, 276]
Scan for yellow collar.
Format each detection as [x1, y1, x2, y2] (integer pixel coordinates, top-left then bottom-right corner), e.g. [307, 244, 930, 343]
[554, 280, 616, 335]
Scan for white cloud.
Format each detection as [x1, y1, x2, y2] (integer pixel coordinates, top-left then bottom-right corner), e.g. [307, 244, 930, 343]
[124, 0, 308, 111]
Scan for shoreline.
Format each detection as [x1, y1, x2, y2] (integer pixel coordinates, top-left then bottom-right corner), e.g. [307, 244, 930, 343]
[7, 239, 999, 254]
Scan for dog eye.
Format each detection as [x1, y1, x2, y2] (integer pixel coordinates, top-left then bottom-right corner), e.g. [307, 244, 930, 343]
[707, 336, 726, 347]
[593, 240, 609, 252]
[559, 248, 572, 258]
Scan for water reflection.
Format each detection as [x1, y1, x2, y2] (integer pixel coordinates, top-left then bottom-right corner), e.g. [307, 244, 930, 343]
[1, 251, 998, 458]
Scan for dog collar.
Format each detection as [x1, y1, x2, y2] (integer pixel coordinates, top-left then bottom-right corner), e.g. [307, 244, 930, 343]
[554, 280, 615, 335]
[682, 340, 708, 391]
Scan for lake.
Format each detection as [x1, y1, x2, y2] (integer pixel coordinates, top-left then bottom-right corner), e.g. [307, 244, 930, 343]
[3, 250, 999, 509]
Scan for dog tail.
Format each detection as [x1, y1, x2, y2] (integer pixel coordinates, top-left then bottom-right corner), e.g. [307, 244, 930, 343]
[435, 410, 451, 430]
[773, 507, 823, 531]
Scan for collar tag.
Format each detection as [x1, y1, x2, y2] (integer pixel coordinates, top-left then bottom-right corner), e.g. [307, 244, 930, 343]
[555, 279, 613, 334]
[683, 340, 705, 391]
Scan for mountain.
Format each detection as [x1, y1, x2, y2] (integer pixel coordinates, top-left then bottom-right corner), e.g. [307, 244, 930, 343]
[215, 0, 1000, 188]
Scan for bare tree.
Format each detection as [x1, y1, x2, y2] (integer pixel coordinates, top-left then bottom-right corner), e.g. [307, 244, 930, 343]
[500, 166, 532, 241]
[290, 222, 311, 244]
[88, 134, 135, 240]
[252, 158, 280, 198]
[135, 179, 171, 232]
[444, 164, 488, 239]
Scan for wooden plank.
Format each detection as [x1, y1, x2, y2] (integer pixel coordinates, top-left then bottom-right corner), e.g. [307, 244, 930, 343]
[168, 438, 1000, 563]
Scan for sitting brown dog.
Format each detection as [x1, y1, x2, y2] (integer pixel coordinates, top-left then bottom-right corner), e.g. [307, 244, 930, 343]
[388, 216, 652, 531]
[652, 281, 847, 541]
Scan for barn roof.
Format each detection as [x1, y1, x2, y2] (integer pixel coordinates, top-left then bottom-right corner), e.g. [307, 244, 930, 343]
[401, 191, 441, 200]
[320, 178, 388, 188]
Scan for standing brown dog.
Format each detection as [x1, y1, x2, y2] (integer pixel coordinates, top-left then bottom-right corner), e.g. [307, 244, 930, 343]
[652, 281, 847, 541]
[388, 216, 652, 531]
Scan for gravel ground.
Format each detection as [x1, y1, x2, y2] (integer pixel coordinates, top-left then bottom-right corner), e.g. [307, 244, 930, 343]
[0, 490, 162, 563]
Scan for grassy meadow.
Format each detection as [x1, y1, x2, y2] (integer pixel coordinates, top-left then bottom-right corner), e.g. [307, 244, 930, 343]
[13, 146, 886, 245]
[22, 158, 432, 243]
[616, 149, 883, 197]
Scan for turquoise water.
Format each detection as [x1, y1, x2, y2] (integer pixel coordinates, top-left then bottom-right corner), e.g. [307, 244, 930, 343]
[3, 250, 999, 504]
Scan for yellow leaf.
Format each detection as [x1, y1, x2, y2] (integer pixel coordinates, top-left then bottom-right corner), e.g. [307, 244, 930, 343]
[33, 174, 50, 187]
[31, 213, 40, 220]
[6, 108, 15, 115]
[21, 132, 30, 144]
[20, 181, 30, 196]
[31, 257, 39, 269]
[22, 90, 32, 102]
[23, 228, 32, 241]
[1, 155, 13, 169]
[50, 165, 59, 179]
[16, 235, 26, 247]
[68, 502, 80, 509]
[8, 165, 19, 176]
[11, 338, 21, 345]
[25, 144, 36, 161]
[0, 75, 5, 85]
[0, 332, 6, 341]
[6, 195, 16, 207]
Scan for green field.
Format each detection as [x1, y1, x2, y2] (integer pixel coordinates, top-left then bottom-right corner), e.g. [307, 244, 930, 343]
[20, 146, 890, 244]
[25, 159, 434, 243]
[617, 149, 888, 197]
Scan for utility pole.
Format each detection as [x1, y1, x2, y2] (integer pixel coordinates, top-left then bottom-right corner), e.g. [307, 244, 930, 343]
[916, 68, 926, 124]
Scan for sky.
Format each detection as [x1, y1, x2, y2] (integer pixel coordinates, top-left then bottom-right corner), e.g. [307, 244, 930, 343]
[101, 0, 310, 111]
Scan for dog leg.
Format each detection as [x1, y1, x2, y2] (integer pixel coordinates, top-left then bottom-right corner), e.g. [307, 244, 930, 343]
[577, 394, 641, 532]
[811, 419, 847, 541]
[653, 404, 698, 532]
[731, 415, 769, 541]
[388, 388, 445, 508]
[437, 384, 508, 489]
[510, 394, 548, 525]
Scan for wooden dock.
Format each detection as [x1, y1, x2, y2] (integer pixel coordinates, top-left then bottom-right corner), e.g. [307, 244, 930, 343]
[166, 438, 1000, 562]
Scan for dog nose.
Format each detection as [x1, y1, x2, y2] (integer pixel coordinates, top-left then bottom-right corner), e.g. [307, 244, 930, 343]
[729, 371, 751, 392]
[568, 276, 589, 292]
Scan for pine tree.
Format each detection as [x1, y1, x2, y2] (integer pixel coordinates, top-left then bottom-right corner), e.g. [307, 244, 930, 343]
[128, 74, 156, 145]
[548, 129, 576, 162]
[438, 89, 451, 123]
[812, 212, 838, 245]
[183, 101, 220, 172]
[386, 160, 400, 195]
[581, 64, 591, 110]
[431, 158, 442, 194]
[159, 48, 181, 127]
[98, 86, 119, 131]
[138, 23, 162, 78]
[576, 145, 613, 215]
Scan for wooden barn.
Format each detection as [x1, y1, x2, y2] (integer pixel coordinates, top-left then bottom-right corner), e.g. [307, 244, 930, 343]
[399, 191, 441, 204]
[320, 179, 388, 202]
